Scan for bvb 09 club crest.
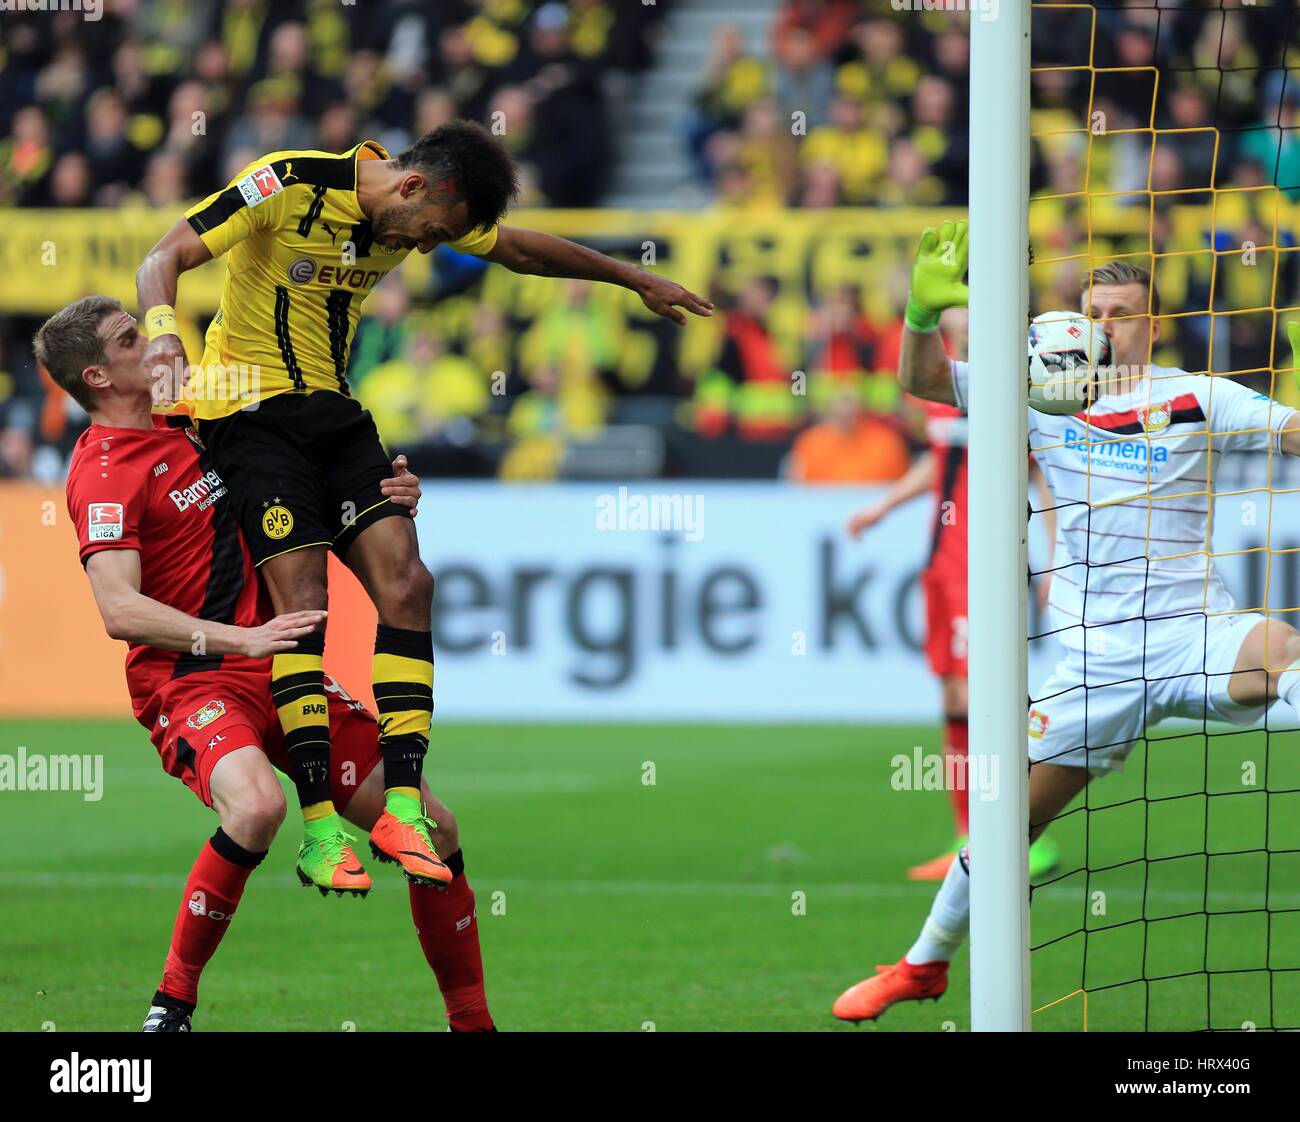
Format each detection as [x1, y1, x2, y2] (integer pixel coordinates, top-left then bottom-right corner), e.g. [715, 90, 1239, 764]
[262, 504, 294, 539]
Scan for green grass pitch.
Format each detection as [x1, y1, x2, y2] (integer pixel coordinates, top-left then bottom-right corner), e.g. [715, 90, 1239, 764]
[2, 720, 1298, 1031]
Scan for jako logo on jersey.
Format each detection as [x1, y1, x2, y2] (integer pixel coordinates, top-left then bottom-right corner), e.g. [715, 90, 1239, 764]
[236, 164, 283, 208]
[152, 462, 168, 477]
[87, 502, 124, 542]
[1063, 427, 1168, 466]
[169, 469, 227, 512]
[287, 257, 317, 284]
[1028, 709, 1050, 739]
[186, 700, 227, 730]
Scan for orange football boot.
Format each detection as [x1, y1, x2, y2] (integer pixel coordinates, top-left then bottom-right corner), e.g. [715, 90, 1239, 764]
[908, 851, 957, 881]
[832, 958, 949, 1023]
[369, 807, 453, 887]
[296, 828, 372, 897]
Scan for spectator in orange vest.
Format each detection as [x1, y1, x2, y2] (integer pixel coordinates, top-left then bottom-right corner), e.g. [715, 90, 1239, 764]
[787, 382, 911, 484]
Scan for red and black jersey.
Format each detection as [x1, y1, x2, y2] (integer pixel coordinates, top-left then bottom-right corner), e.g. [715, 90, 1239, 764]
[66, 416, 271, 717]
[921, 399, 968, 580]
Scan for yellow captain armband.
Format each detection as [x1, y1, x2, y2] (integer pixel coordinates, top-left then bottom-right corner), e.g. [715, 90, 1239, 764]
[143, 305, 178, 340]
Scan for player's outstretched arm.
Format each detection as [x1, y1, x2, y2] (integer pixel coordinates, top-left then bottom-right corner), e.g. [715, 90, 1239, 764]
[136, 219, 214, 405]
[485, 226, 714, 326]
[847, 451, 936, 538]
[85, 548, 326, 658]
[898, 220, 968, 406]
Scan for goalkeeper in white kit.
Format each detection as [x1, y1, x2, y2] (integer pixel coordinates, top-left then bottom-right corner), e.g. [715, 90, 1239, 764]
[833, 220, 1300, 1022]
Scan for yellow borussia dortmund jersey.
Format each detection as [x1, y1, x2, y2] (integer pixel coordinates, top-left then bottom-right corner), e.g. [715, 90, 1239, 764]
[183, 140, 498, 420]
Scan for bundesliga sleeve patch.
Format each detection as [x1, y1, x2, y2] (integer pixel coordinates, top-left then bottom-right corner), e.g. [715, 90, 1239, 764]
[87, 503, 124, 542]
[236, 165, 284, 208]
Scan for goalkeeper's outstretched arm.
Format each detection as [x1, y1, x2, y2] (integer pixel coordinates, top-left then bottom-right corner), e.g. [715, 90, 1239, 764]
[897, 220, 968, 407]
[899, 323, 957, 406]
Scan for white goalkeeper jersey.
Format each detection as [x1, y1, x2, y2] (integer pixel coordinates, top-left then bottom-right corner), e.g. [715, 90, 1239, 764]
[950, 360, 1297, 647]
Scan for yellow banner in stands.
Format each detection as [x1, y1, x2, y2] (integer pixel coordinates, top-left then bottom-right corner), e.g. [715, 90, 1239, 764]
[0, 206, 227, 313]
[1, 199, 1297, 379]
[0, 205, 958, 316]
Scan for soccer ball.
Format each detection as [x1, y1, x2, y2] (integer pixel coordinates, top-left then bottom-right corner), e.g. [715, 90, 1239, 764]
[1026, 311, 1111, 415]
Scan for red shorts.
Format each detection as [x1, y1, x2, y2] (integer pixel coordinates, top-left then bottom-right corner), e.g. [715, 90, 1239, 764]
[139, 669, 382, 810]
[922, 567, 968, 679]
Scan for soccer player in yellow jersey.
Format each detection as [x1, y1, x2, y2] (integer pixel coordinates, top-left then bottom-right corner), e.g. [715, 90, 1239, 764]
[137, 121, 714, 891]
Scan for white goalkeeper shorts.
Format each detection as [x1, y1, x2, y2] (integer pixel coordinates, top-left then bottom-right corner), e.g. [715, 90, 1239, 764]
[1027, 611, 1269, 774]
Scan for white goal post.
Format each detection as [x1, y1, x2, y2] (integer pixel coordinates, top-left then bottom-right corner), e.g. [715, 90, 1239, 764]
[967, 5, 1032, 1031]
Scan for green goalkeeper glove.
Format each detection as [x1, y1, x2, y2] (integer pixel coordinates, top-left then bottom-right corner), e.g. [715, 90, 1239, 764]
[905, 219, 969, 333]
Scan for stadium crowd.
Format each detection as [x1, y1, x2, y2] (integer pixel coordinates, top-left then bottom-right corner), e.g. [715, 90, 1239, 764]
[2, 1, 1300, 483]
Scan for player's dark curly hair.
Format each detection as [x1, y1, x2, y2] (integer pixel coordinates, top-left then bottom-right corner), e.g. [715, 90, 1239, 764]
[395, 120, 520, 233]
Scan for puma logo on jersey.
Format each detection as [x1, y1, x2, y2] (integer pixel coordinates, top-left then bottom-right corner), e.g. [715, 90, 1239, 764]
[322, 221, 341, 244]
